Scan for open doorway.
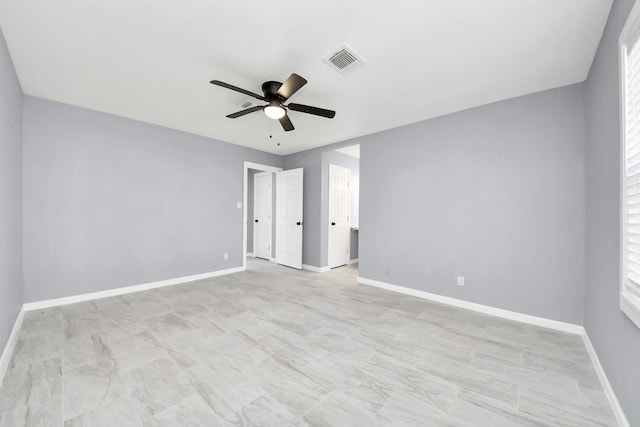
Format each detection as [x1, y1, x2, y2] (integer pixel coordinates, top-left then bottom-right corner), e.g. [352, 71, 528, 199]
[327, 144, 360, 270]
[249, 171, 273, 260]
[243, 162, 282, 271]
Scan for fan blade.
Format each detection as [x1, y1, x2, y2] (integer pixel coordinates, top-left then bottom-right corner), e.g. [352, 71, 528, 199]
[210, 80, 267, 101]
[279, 114, 295, 131]
[226, 105, 264, 118]
[287, 103, 336, 119]
[277, 74, 307, 100]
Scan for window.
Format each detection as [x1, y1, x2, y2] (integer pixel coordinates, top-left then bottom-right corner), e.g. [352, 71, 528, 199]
[619, 1, 640, 329]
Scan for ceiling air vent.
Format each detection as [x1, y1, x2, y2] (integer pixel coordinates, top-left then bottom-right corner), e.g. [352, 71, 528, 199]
[238, 99, 255, 109]
[323, 44, 366, 74]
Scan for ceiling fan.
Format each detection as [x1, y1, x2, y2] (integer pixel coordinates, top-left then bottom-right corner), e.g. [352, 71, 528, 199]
[210, 73, 335, 132]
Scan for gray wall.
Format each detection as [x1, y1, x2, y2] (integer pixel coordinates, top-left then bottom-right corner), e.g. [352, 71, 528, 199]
[357, 83, 586, 325]
[350, 230, 359, 261]
[584, 0, 640, 424]
[22, 97, 282, 302]
[0, 28, 23, 354]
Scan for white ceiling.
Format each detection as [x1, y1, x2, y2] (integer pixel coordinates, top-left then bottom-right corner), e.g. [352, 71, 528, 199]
[0, 0, 612, 155]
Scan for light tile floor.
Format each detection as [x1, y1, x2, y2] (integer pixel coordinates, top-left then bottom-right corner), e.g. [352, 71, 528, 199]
[0, 258, 617, 426]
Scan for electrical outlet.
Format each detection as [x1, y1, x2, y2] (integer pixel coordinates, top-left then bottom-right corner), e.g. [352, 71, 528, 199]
[383, 266, 390, 275]
[457, 276, 465, 287]
[223, 252, 229, 261]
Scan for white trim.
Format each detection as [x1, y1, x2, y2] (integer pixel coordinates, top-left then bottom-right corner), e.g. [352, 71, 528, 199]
[244, 162, 282, 173]
[347, 258, 359, 265]
[243, 161, 282, 272]
[582, 331, 630, 427]
[302, 264, 331, 273]
[619, 1, 640, 330]
[620, 292, 640, 329]
[356, 276, 583, 334]
[23, 267, 244, 311]
[247, 252, 254, 257]
[0, 308, 25, 385]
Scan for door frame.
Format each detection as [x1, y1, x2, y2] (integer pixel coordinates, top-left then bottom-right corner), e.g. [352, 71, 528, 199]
[252, 172, 273, 260]
[243, 161, 282, 271]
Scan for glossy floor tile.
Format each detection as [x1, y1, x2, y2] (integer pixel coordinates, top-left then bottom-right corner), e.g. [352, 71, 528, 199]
[0, 258, 617, 426]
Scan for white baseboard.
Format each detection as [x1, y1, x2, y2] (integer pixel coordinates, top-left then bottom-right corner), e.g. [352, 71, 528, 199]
[581, 331, 630, 427]
[23, 266, 245, 311]
[348, 258, 359, 265]
[302, 264, 331, 273]
[356, 276, 583, 335]
[247, 253, 278, 263]
[0, 308, 24, 385]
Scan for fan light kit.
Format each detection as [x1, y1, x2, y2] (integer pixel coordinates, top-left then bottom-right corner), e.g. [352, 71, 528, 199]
[264, 102, 286, 120]
[210, 73, 335, 132]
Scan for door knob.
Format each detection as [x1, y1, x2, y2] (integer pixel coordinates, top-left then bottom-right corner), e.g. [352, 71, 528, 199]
[254, 219, 259, 223]
[296, 221, 302, 226]
[331, 222, 336, 226]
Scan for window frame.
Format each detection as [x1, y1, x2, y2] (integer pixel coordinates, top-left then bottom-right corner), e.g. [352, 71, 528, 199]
[619, 0, 640, 330]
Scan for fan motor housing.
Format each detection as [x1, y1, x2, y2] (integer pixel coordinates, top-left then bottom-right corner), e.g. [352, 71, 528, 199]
[262, 81, 284, 101]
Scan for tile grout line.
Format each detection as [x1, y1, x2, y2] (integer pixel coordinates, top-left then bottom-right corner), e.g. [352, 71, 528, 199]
[297, 388, 332, 421]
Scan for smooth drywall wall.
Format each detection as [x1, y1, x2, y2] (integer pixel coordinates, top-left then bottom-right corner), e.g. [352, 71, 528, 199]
[357, 83, 586, 324]
[350, 230, 359, 261]
[22, 97, 282, 302]
[0, 27, 23, 354]
[584, 0, 640, 423]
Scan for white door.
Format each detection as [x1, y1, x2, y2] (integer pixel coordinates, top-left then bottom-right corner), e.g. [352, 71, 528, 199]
[276, 168, 304, 269]
[253, 172, 272, 260]
[328, 164, 351, 268]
